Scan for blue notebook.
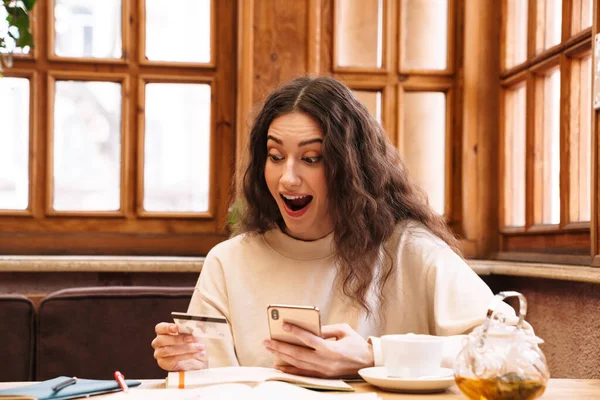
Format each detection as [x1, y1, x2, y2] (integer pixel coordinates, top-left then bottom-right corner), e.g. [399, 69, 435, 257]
[0, 376, 141, 400]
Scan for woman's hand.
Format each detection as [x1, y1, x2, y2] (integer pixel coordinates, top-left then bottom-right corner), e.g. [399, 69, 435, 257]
[152, 322, 208, 371]
[263, 323, 374, 378]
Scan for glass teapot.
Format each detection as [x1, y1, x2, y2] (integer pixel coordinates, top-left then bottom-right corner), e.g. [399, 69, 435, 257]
[453, 291, 550, 400]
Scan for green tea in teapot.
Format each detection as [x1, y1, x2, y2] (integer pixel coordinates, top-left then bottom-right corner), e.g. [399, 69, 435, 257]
[455, 373, 546, 400]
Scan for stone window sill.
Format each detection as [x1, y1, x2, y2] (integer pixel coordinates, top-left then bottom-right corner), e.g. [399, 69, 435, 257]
[468, 259, 600, 284]
[0, 256, 203, 273]
[1, 256, 599, 284]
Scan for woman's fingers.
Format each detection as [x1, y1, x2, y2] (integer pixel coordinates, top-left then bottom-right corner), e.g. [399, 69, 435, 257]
[151, 331, 198, 349]
[266, 323, 372, 377]
[280, 323, 327, 350]
[265, 338, 334, 375]
[157, 352, 207, 371]
[265, 338, 322, 363]
[153, 321, 208, 372]
[155, 322, 179, 335]
[320, 324, 352, 340]
[267, 347, 320, 373]
[153, 341, 205, 359]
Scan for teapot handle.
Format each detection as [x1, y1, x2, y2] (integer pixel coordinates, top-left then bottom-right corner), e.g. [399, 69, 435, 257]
[483, 291, 527, 331]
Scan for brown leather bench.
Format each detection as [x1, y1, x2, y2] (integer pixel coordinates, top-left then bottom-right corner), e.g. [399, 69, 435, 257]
[36, 286, 194, 380]
[0, 295, 35, 382]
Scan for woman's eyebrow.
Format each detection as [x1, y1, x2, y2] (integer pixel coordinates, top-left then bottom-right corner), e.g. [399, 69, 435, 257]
[267, 135, 282, 144]
[267, 135, 323, 147]
[298, 138, 323, 147]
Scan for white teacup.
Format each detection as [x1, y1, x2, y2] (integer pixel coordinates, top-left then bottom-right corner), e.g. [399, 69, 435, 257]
[381, 334, 443, 378]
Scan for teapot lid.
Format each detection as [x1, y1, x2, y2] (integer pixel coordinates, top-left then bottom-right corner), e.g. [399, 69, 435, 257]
[484, 314, 526, 338]
[480, 291, 529, 339]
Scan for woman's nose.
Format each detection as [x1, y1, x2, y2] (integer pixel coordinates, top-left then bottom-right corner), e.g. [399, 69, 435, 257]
[281, 160, 301, 186]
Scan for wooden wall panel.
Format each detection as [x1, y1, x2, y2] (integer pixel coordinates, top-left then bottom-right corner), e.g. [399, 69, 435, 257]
[252, 0, 310, 104]
[594, 0, 600, 265]
[461, 0, 501, 256]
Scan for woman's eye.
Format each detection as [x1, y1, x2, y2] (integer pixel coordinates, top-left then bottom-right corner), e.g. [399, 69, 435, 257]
[268, 154, 284, 162]
[303, 156, 322, 164]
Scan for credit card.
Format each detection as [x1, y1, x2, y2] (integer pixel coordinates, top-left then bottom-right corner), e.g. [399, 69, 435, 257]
[171, 311, 229, 340]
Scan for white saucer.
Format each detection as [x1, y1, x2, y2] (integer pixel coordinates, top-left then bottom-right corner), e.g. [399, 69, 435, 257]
[358, 367, 456, 393]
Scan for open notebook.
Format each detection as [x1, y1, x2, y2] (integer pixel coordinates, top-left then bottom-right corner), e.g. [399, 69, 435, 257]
[166, 367, 354, 392]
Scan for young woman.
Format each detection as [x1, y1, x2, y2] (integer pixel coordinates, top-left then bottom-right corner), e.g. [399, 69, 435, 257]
[151, 76, 512, 378]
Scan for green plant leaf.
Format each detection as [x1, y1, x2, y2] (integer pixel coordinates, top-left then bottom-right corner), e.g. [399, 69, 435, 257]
[18, 28, 33, 48]
[6, 5, 33, 48]
[1, 0, 36, 54]
[22, 0, 36, 11]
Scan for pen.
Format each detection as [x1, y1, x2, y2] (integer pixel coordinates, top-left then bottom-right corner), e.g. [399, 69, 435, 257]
[114, 370, 129, 393]
[52, 377, 77, 392]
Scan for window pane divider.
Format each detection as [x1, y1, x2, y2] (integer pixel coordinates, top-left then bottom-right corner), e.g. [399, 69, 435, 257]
[399, 77, 453, 91]
[46, 57, 129, 66]
[333, 67, 390, 74]
[138, 60, 218, 69]
[501, 31, 591, 78]
[559, 54, 569, 228]
[501, 69, 529, 86]
[500, 226, 528, 234]
[398, 69, 455, 76]
[562, 221, 592, 231]
[526, 223, 562, 233]
[136, 212, 215, 220]
[525, 71, 535, 228]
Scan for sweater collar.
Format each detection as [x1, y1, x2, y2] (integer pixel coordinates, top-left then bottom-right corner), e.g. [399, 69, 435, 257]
[263, 227, 335, 261]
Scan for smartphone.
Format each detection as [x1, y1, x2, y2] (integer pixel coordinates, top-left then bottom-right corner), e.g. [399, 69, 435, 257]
[171, 311, 229, 340]
[267, 304, 321, 349]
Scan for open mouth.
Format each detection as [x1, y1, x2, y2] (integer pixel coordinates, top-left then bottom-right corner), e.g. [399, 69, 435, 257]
[280, 194, 313, 212]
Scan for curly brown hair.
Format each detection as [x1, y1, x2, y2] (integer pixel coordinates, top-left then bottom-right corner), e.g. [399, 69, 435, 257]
[236, 75, 459, 316]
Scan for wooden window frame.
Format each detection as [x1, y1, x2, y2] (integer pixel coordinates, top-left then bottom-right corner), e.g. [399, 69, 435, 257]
[327, 0, 461, 240]
[0, 0, 236, 256]
[498, 0, 594, 265]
